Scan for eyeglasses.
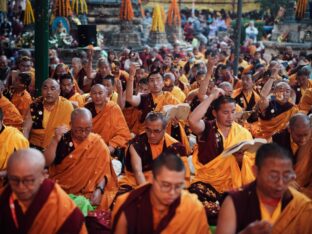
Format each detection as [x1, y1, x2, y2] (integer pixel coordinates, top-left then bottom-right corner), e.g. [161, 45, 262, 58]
[155, 178, 184, 193]
[267, 173, 296, 184]
[8, 176, 36, 187]
[145, 127, 164, 135]
[72, 127, 92, 134]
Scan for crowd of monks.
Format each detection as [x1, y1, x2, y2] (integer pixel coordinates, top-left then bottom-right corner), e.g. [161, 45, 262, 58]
[0, 44, 312, 233]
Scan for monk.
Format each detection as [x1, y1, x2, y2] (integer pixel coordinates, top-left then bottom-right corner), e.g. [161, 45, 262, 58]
[119, 111, 189, 193]
[272, 113, 311, 161]
[298, 88, 312, 114]
[44, 108, 118, 210]
[60, 73, 86, 107]
[216, 143, 312, 234]
[292, 67, 312, 104]
[188, 89, 255, 223]
[233, 72, 261, 123]
[10, 72, 33, 119]
[163, 72, 186, 103]
[0, 81, 23, 129]
[126, 65, 191, 153]
[23, 79, 74, 151]
[0, 148, 87, 234]
[112, 153, 211, 234]
[256, 68, 298, 139]
[0, 108, 29, 172]
[85, 84, 131, 154]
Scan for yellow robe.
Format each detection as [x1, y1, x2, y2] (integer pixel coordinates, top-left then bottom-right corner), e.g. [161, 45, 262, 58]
[171, 86, 186, 103]
[298, 88, 312, 114]
[192, 122, 255, 193]
[68, 93, 86, 107]
[0, 126, 29, 170]
[0, 96, 23, 129]
[30, 97, 73, 149]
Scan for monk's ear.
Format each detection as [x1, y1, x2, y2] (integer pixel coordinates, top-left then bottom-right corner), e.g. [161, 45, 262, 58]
[212, 109, 217, 118]
[252, 165, 258, 178]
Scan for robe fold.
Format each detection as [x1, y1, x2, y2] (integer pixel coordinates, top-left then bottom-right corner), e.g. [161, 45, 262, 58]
[192, 121, 255, 193]
[68, 92, 86, 107]
[112, 184, 211, 234]
[49, 132, 118, 210]
[11, 90, 32, 119]
[0, 126, 29, 170]
[119, 133, 190, 188]
[29, 96, 73, 149]
[0, 179, 87, 234]
[85, 101, 131, 149]
[0, 95, 23, 129]
[298, 88, 312, 114]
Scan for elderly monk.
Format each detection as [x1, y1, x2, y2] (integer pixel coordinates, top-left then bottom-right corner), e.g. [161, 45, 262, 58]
[126, 65, 191, 154]
[0, 148, 87, 234]
[44, 108, 118, 210]
[10, 72, 33, 120]
[272, 113, 311, 161]
[23, 78, 74, 151]
[255, 68, 298, 139]
[233, 72, 261, 123]
[60, 73, 86, 107]
[0, 108, 29, 172]
[85, 84, 131, 155]
[216, 143, 312, 234]
[188, 89, 255, 223]
[0, 81, 23, 129]
[112, 153, 211, 234]
[119, 112, 189, 193]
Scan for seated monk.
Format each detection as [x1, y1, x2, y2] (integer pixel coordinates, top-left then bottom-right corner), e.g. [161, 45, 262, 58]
[216, 143, 312, 234]
[291, 67, 312, 104]
[60, 73, 85, 107]
[23, 79, 74, 151]
[0, 108, 29, 172]
[126, 65, 191, 154]
[233, 72, 261, 123]
[95, 74, 119, 103]
[163, 72, 186, 103]
[112, 153, 211, 234]
[272, 113, 311, 162]
[298, 88, 312, 114]
[255, 70, 298, 139]
[85, 84, 131, 155]
[188, 90, 255, 223]
[119, 112, 190, 193]
[10, 72, 33, 120]
[0, 148, 87, 233]
[44, 108, 118, 210]
[0, 81, 23, 129]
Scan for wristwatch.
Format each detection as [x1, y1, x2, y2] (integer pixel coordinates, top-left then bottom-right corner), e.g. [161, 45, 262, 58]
[96, 186, 104, 194]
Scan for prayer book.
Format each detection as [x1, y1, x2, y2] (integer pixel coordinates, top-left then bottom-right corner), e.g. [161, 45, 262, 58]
[163, 103, 191, 121]
[221, 138, 267, 157]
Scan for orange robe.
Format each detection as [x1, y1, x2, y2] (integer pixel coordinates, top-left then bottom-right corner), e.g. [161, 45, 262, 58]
[11, 90, 32, 119]
[112, 184, 211, 234]
[85, 101, 131, 149]
[0, 126, 29, 170]
[298, 88, 312, 114]
[0, 179, 87, 234]
[68, 92, 86, 107]
[0, 95, 23, 129]
[29, 97, 73, 149]
[49, 133, 118, 210]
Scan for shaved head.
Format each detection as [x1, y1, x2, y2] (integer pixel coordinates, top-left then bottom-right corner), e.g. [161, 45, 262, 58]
[288, 113, 312, 146]
[90, 84, 108, 106]
[91, 83, 107, 93]
[7, 148, 46, 203]
[42, 78, 60, 90]
[71, 107, 92, 123]
[289, 113, 311, 129]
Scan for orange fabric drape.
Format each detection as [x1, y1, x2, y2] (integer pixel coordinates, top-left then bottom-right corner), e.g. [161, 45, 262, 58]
[0, 96, 23, 129]
[166, 0, 181, 26]
[54, 0, 72, 17]
[119, 0, 134, 21]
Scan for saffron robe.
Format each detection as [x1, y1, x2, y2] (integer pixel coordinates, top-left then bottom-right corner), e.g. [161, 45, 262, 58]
[119, 133, 190, 188]
[49, 132, 118, 210]
[0, 95, 23, 129]
[11, 90, 32, 119]
[192, 121, 255, 193]
[112, 184, 211, 234]
[29, 97, 73, 150]
[298, 88, 312, 114]
[85, 101, 131, 149]
[230, 181, 312, 234]
[0, 179, 87, 234]
[0, 125, 29, 170]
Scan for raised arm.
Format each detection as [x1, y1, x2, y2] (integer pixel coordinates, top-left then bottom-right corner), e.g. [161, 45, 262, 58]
[198, 55, 217, 101]
[116, 79, 126, 110]
[22, 109, 33, 139]
[126, 64, 141, 107]
[189, 88, 224, 135]
[43, 125, 68, 166]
